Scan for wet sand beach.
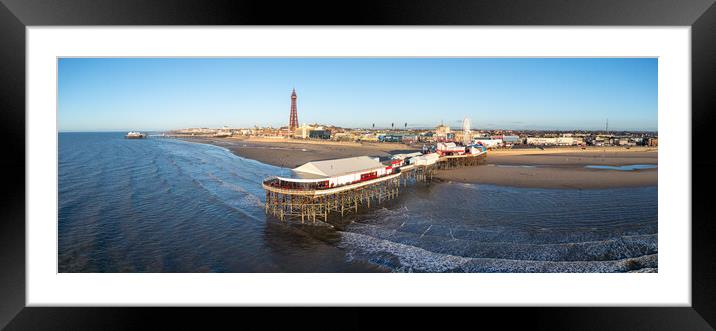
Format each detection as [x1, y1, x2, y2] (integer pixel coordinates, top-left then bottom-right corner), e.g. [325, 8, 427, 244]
[438, 148, 658, 189]
[185, 136, 412, 168]
[437, 163, 657, 189]
[188, 137, 657, 189]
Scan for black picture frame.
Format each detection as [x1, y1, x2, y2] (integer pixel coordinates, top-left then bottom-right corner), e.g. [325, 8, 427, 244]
[1, 0, 715, 329]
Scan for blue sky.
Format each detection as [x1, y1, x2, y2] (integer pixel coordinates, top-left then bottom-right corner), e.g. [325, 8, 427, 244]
[58, 58, 657, 132]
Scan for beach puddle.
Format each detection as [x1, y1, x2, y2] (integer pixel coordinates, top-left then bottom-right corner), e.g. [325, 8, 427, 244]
[585, 164, 657, 171]
[493, 164, 537, 168]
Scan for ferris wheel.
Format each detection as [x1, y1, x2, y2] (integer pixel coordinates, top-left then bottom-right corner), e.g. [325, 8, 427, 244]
[462, 117, 472, 145]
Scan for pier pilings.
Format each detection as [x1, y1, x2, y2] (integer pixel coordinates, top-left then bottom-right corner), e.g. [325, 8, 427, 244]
[264, 175, 402, 223]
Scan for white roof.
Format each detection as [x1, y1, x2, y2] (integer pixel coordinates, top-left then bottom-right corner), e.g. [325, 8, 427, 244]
[392, 152, 423, 160]
[292, 156, 385, 178]
[414, 153, 440, 161]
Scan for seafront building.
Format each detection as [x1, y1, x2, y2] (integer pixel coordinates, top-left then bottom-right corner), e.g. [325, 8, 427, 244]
[166, 88, 657, 149]
[526, 136, 584, 146]
[435, 123, 453, 142]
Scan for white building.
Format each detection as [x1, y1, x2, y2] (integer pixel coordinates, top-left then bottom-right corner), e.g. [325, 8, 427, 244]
[526, 137, 583, 146]
[474, 138, 503, 149]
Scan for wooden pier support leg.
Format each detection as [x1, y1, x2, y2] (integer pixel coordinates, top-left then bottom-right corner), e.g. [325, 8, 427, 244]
[265, 191, 269, 213]
[311, 202, 314, 223]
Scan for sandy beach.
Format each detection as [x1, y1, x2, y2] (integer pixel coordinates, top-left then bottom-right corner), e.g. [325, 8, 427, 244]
[437, 148, 658, 189]
[188, 137, 657, 189]
[185, 136, 414, 168]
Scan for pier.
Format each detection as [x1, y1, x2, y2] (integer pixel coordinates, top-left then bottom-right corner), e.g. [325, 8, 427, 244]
[262, 153, 485, 223]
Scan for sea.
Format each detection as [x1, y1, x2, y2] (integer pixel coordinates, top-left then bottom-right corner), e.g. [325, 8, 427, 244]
[58, 132, 658, 272]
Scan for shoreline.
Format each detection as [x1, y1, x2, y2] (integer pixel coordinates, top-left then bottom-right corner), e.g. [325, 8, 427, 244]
[184, 137, 657, 189]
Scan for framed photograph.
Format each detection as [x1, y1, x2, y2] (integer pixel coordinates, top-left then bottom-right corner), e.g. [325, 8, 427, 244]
[2, 0, 715, 329]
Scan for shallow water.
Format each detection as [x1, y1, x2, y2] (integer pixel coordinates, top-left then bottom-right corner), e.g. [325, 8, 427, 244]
[585, 164, 657, 171]
[59, 133, 657, 272]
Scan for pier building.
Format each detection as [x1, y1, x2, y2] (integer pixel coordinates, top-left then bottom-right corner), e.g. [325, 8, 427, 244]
[262, 146, 487, 223]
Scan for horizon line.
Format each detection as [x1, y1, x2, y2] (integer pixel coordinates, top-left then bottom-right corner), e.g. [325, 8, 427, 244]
[58, 127, 659, 133]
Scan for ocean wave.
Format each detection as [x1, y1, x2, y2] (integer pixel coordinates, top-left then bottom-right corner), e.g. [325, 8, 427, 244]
[345, 221, 657, 261]
[339, 232, 658, 272]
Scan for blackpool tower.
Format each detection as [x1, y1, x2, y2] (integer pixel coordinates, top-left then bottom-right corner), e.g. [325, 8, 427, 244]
[289, 88, 299, 131]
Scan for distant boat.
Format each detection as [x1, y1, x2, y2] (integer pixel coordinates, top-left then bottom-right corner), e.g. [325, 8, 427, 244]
[125, 131, 146, 139]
